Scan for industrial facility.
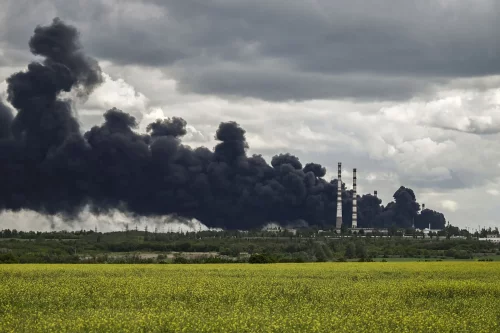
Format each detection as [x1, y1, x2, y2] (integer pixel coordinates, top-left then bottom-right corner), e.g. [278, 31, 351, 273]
[335, 162, 435, 233]
[335, 162, 361, 232]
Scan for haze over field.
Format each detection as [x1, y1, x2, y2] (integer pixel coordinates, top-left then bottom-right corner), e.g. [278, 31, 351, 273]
[0, 1, 499, 231]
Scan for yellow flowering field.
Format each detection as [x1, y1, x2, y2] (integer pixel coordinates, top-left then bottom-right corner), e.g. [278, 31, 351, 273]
[0, 263, 499, 332]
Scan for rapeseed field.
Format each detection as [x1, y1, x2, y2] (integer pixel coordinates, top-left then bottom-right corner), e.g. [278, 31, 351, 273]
[0, 263, 499, 332]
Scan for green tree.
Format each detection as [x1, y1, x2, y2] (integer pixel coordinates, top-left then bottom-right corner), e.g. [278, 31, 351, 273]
[340, 224, 348, 236]
[322, 244, 333, 259]
[355, 243, 367, 258]
[344, 243, 355, 259]
[314, 245, 327, 262]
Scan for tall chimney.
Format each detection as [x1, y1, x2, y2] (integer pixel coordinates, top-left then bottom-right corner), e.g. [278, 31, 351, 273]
[336, 162, 343, 230]
[374, 190, 378, 197]
[352, 168, 357, 228]
[422, 203, 425, 210]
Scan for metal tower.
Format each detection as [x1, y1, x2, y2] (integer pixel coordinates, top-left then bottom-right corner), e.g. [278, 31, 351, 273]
[352, 168, 357, 228]
[336, 162, 343, 230]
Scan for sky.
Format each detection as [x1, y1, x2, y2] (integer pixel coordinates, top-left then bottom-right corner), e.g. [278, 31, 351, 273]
[0, 0, 499, 231]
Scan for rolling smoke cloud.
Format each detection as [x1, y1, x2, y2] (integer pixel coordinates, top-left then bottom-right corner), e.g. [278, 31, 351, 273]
[0, 18, 446, 230]
[0, 100, 13, 140]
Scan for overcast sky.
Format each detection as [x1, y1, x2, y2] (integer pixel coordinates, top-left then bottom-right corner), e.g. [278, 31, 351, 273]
[1, 0, 500, 231]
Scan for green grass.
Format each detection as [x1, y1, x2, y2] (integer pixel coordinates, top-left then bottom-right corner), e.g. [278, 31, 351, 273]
[0, 263, 499, 332]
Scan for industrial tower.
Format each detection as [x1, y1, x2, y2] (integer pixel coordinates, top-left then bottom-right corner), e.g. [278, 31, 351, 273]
[335, 162, 343, 230]
[352, 168, 357, 228]
[420, 203, 425, 229]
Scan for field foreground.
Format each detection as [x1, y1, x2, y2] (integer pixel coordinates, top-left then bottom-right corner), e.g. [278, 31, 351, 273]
[0, 263, 499, 332]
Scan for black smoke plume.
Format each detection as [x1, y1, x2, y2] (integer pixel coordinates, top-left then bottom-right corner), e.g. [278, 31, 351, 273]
[354, 186, 446, 230]
[147, 117, 187, 138]
[0, 18, 446, 230]
[0, 100, 13, 139]
[29, 17, 102, 96]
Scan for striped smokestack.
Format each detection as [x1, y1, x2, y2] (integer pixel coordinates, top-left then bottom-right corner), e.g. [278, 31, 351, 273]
[352, 168, 357, 228]
[336, 162, 343, 230]
[422, 203, 425, 210]
[374, 190, 378, 197]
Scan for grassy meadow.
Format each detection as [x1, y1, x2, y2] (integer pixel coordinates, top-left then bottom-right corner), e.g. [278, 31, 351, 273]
[0, 263, 499, 332]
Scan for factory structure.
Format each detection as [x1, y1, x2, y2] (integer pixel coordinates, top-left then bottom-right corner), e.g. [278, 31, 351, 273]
[335, 163, 343, 230]
[335, 162, 434, 233]
[264, 162, 442, 235]
[335, 162, 364, 232]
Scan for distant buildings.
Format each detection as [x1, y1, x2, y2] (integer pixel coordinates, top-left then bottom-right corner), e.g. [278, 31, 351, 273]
[261, 224, 297, 235]
[479, 234, 500, 243]
[415, 227, 442, 235]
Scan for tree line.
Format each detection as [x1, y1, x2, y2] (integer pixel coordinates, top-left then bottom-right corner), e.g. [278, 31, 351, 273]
[0, 226, 498, 264]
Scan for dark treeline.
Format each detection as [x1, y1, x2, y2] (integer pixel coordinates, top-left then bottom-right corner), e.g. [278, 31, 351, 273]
[0, 227, 498, 264]
[0, 18, 446, 230]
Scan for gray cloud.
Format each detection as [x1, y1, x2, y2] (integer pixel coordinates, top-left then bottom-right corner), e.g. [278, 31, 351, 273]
[2, 0, 500, 101]
[163, 0, 500, 75]
[173, 65, 437, 102]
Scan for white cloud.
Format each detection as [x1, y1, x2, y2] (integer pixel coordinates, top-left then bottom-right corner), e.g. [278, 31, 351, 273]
[381, 85, 500, 134]
[487, 189, 499, 196]
[441, 200, 458, 212]
[77, 72, 150, 128]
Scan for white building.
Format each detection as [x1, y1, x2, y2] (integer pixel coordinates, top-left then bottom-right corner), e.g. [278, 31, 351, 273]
[479, 236, 500, 243]
[415, 228, 442, 235]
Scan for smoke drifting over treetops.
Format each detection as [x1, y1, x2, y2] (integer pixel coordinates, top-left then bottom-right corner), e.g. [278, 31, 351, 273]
[0, 18, 446, 230]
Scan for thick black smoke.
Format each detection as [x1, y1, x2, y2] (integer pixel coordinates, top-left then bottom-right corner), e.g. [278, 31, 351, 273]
[147, 117, 187, 138]
[0, 18, 446, 230]
[303, 163, 326, 178]
[0, 18, 102, 215]
[415, 208, 446, 229]
[354, 186, 446, 229]
[29, 17, 102, 96]
[271, 153, 302, 170]
[0, 100, 13, 139]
